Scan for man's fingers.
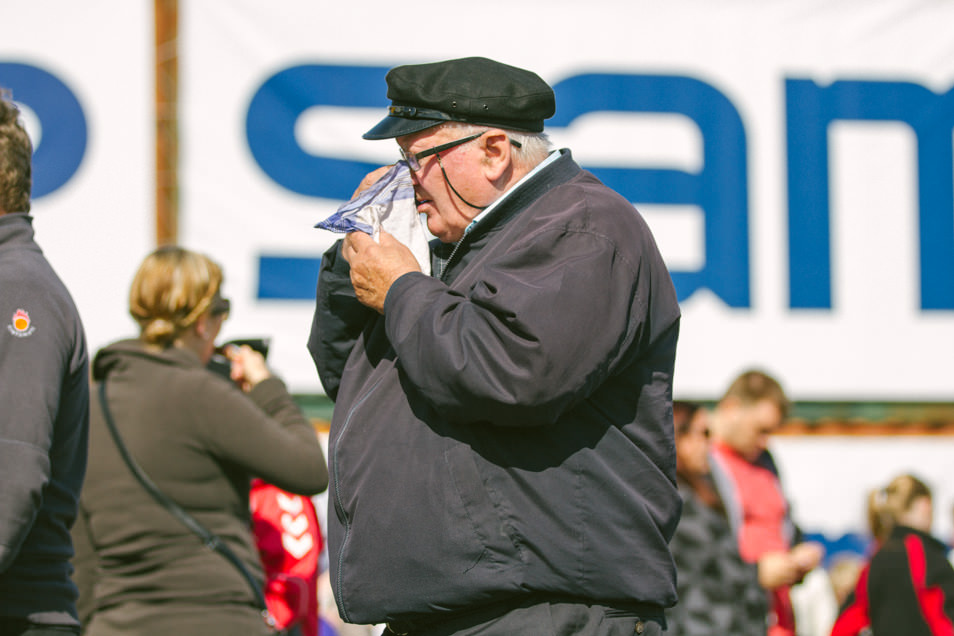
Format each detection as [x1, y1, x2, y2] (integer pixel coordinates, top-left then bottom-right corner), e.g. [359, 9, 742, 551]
[351, 165, 394, 199]
[376, 230, 398, 246]
[348, 231, 374, 248]
[341, 237, 354, 263]
[342, 231, 372, 263]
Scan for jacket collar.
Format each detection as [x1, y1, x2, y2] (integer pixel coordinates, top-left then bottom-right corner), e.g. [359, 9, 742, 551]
[432, 149, 581, 276]
[0, 213, 38, 250]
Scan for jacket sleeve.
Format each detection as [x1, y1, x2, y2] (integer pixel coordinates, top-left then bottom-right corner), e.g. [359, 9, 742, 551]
[830, 565, 870, 636]
[0, 282, 75, 573]
[307, 240, 376, 401]
[382, 217, 677, 427]
[195, 375, 329, 496]
[898, 534, 954, 636]
[866, 536, 950, 636]
[71, 505, 98, 629]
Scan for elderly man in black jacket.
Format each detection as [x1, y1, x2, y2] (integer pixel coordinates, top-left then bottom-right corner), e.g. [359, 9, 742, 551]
[309, 57, 681, 636]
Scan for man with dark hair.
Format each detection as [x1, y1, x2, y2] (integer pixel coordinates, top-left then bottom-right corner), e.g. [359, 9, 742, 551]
[309, 57, 681, 635]
[0, 90, 90, 636]
[709, 369, 824, 636]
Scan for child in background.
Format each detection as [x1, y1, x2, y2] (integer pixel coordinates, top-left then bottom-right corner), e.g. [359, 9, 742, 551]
[251, 478, 323, 636]
[831, 473, 954, 636]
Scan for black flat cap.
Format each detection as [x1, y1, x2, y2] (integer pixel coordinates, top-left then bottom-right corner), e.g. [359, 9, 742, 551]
[363, 57, 556, 140]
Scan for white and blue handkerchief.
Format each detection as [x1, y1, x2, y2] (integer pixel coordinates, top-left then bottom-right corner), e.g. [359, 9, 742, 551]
[314, 161, 431, 275]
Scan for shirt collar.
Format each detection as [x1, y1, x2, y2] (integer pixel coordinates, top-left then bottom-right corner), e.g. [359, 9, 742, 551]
[462, 149, 562, 237]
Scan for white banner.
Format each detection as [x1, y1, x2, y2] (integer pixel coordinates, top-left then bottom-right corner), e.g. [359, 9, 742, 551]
[4, 1, 953, 402]
[180, 0, 954, 399]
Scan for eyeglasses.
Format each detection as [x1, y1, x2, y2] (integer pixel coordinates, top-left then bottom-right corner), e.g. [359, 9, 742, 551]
[400, 132, 485, 172]
[399, 131, 523, 172]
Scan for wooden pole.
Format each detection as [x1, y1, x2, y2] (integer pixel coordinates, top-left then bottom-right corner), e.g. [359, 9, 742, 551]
[154, 0, 178, 246]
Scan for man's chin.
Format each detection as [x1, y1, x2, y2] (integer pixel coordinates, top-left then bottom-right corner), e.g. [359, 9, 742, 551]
[423, 217, 447, 241]
[429, 228, 461, 244]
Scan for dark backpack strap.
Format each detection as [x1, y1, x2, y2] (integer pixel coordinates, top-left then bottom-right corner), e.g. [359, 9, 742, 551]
[97, 380, 280, 632]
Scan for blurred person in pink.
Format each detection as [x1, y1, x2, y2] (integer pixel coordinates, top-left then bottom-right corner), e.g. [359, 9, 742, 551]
[708, 370, 823, 636]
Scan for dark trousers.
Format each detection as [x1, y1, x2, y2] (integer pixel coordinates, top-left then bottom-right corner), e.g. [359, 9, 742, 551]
[0, 619, 79, 636]
[382, 598, 665, 636]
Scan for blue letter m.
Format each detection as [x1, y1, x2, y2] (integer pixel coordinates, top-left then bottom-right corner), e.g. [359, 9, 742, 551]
[787, 79, 954, 310]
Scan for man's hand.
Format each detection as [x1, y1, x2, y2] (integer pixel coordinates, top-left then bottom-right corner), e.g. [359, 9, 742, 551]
[226, 344, 271, 393]
[757, 551, 803, 589]
[342, 230, 421, 313]
[789, 541, 825, 578]
[756, 542, 826, 589]
[352, 165, 393, 199]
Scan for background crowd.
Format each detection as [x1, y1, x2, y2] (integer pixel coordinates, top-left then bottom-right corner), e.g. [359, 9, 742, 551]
[665, 371, 954, 636]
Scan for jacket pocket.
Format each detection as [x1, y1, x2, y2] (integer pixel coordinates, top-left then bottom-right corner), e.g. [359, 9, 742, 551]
[444, 442, 525, 575]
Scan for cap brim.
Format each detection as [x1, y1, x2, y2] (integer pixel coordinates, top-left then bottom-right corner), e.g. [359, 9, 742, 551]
[362, 115, 444, 140]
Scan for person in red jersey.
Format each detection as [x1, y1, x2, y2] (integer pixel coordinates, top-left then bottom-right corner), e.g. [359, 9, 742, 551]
[251, 479, 324, 636]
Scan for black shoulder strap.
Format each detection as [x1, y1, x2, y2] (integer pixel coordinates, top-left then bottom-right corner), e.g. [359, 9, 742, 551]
[96, 380, 279, 631]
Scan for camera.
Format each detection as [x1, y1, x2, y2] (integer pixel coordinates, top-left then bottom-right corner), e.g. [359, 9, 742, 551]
[206, 338, 271, 380]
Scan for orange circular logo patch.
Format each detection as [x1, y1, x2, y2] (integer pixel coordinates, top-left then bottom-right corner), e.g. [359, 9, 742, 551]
[8, 309, 35, 337]
[13, 310, 30, 331]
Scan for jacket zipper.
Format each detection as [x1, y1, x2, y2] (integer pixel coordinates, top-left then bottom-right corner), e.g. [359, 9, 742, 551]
[332, 377, 383, 624]
[439, 220, 478, 280]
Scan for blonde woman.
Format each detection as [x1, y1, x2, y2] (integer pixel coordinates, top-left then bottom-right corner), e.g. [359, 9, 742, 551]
[72, 246, 328, 636]
[831, 474, 954, 636]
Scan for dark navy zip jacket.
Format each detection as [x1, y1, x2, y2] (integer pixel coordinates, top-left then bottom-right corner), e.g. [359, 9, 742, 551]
[309, 150, 681, 626]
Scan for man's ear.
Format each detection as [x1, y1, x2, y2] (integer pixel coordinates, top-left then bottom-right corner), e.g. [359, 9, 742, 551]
[480, 130, 513, 182]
